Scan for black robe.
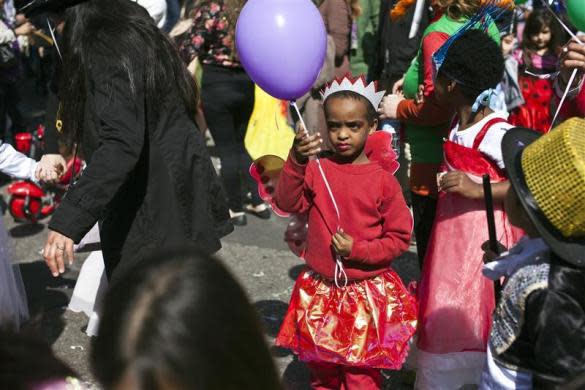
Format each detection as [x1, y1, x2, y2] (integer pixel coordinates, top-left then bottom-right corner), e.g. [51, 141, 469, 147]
[492, 252, 585, 387]
[48, 59, 232, 283]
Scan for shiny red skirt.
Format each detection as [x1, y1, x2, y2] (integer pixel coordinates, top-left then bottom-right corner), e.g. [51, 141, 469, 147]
[276, 268, 417, 369]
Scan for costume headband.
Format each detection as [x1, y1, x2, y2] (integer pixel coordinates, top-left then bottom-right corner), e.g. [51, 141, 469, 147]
[432, 0, 513, 74]
[321, 76, 386, 110]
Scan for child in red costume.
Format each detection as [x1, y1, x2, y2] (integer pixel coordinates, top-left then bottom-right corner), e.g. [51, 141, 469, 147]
[508, 9, 561, 133]
[415, 30, 523, 388]
[275, 76, 417, 390]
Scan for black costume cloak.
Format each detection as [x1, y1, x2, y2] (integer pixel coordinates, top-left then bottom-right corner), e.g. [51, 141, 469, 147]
[48, 57, 232, 283]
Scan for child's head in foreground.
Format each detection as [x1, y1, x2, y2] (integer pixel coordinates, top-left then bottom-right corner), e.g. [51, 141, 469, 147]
[322, 82, 380, 164]
[91, 248, 282, 390]
[501, 118, 585, 266]
[434, 29, 505, 109]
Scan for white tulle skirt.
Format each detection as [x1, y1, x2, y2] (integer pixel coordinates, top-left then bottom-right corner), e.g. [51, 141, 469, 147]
[68, 250, 108, 337]
[0, 217, 29, 330]
[68, 225, 108, 337]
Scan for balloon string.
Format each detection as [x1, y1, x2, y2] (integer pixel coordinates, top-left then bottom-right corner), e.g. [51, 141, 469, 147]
[544, 1, 583, 44]
[542, 3, 583, 131]
[47, 18, 62, 61]
[549, 68, 578, 131]
[290, 101, 348, 288]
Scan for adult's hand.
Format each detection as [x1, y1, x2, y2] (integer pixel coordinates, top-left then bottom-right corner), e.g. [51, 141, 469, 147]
[559, 37, 585, 85]
[43, 230, 74, 277]
[14, 22, 35, 36]
[378, 94, 405, 120]
[392, 77, 405, 95]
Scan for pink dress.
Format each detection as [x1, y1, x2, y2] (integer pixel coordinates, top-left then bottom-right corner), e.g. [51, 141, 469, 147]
[415, 116, 523, 388]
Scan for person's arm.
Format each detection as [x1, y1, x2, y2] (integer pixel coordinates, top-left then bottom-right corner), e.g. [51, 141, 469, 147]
[177, 1, 211, 64]
[275, 131, 321, 214]
[346, 176, 412, 264]
[0, 142, 38, 180]
[0, 140, 65, 182]
[274, 153, 312, 214]
[48, 64, 146, 243]
[395, 31, 453, 125]
[439, 173, 510, 202]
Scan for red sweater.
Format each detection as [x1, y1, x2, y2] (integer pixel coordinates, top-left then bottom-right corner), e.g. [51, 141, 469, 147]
[275, 153, 413, 281]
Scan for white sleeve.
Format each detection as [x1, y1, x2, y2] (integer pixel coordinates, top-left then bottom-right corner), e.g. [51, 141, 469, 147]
[0, 20, 16, 45]
[478, 123, 514, 170]
[0, 142, 38, 180]
[134, 0, 167, 28]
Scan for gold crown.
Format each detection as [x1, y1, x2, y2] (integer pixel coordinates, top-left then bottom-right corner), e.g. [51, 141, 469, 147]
[521, 117, 585, 238]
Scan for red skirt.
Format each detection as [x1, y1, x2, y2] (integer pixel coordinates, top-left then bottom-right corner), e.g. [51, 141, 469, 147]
[276, 269, 417, 369]
[509, 75, 553, 133]
[417, 191, 523, 354]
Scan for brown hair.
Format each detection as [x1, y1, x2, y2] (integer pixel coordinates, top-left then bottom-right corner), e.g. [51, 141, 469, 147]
[434, 0, 481, 20]
[521, 8, 561, 70]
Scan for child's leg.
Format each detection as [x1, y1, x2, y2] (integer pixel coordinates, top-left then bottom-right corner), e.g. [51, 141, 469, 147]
[342, 366, 382, 390]
[307, 361, 343, 390]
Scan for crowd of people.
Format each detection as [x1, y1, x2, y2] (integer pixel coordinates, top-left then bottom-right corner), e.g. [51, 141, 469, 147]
[0, 0, 583, 389]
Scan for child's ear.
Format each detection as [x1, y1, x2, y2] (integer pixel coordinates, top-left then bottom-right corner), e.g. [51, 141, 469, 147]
[369, 119, 378, 134]
[447, 80, 457, 93]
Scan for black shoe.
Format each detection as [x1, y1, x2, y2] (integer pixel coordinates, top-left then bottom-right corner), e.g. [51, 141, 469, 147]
[244, 203, 271, 219]
[230, 210, 247, 226]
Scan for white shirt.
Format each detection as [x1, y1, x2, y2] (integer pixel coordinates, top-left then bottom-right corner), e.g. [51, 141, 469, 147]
[0, 20, 16, 45]
[0, 142, 38, 181]
[449, 112, 513, 170]
[135, 0, 167, 29]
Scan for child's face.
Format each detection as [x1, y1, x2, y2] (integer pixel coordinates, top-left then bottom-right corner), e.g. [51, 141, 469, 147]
[324, 96, 376, 163]
[501, 34, 515, 57]
[530, 25, 552, 50]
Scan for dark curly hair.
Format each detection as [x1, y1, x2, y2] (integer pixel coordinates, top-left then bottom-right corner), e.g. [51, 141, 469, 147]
[438, 29, 504, 100]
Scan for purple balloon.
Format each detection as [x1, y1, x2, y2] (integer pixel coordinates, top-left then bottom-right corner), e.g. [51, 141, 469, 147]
[236, 0, 327, 101]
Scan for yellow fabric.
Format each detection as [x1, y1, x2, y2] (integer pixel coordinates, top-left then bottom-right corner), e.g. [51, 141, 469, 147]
[245, 87, 295, 161]
[522, 117, 585, 237]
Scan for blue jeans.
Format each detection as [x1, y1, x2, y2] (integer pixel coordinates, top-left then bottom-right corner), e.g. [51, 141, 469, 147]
[163, 0, 180, 32]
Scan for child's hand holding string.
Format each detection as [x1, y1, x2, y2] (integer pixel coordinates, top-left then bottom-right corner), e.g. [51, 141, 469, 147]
[439, 170, 482, 199]
[293, 124, 322, 164]
[332, 229, 353, 258]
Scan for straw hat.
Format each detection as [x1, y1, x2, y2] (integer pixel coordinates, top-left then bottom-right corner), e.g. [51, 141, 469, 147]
[502, 117, 585, 267]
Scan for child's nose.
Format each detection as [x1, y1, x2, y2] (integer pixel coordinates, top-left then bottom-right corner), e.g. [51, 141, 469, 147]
[338, 129, 349, 139]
